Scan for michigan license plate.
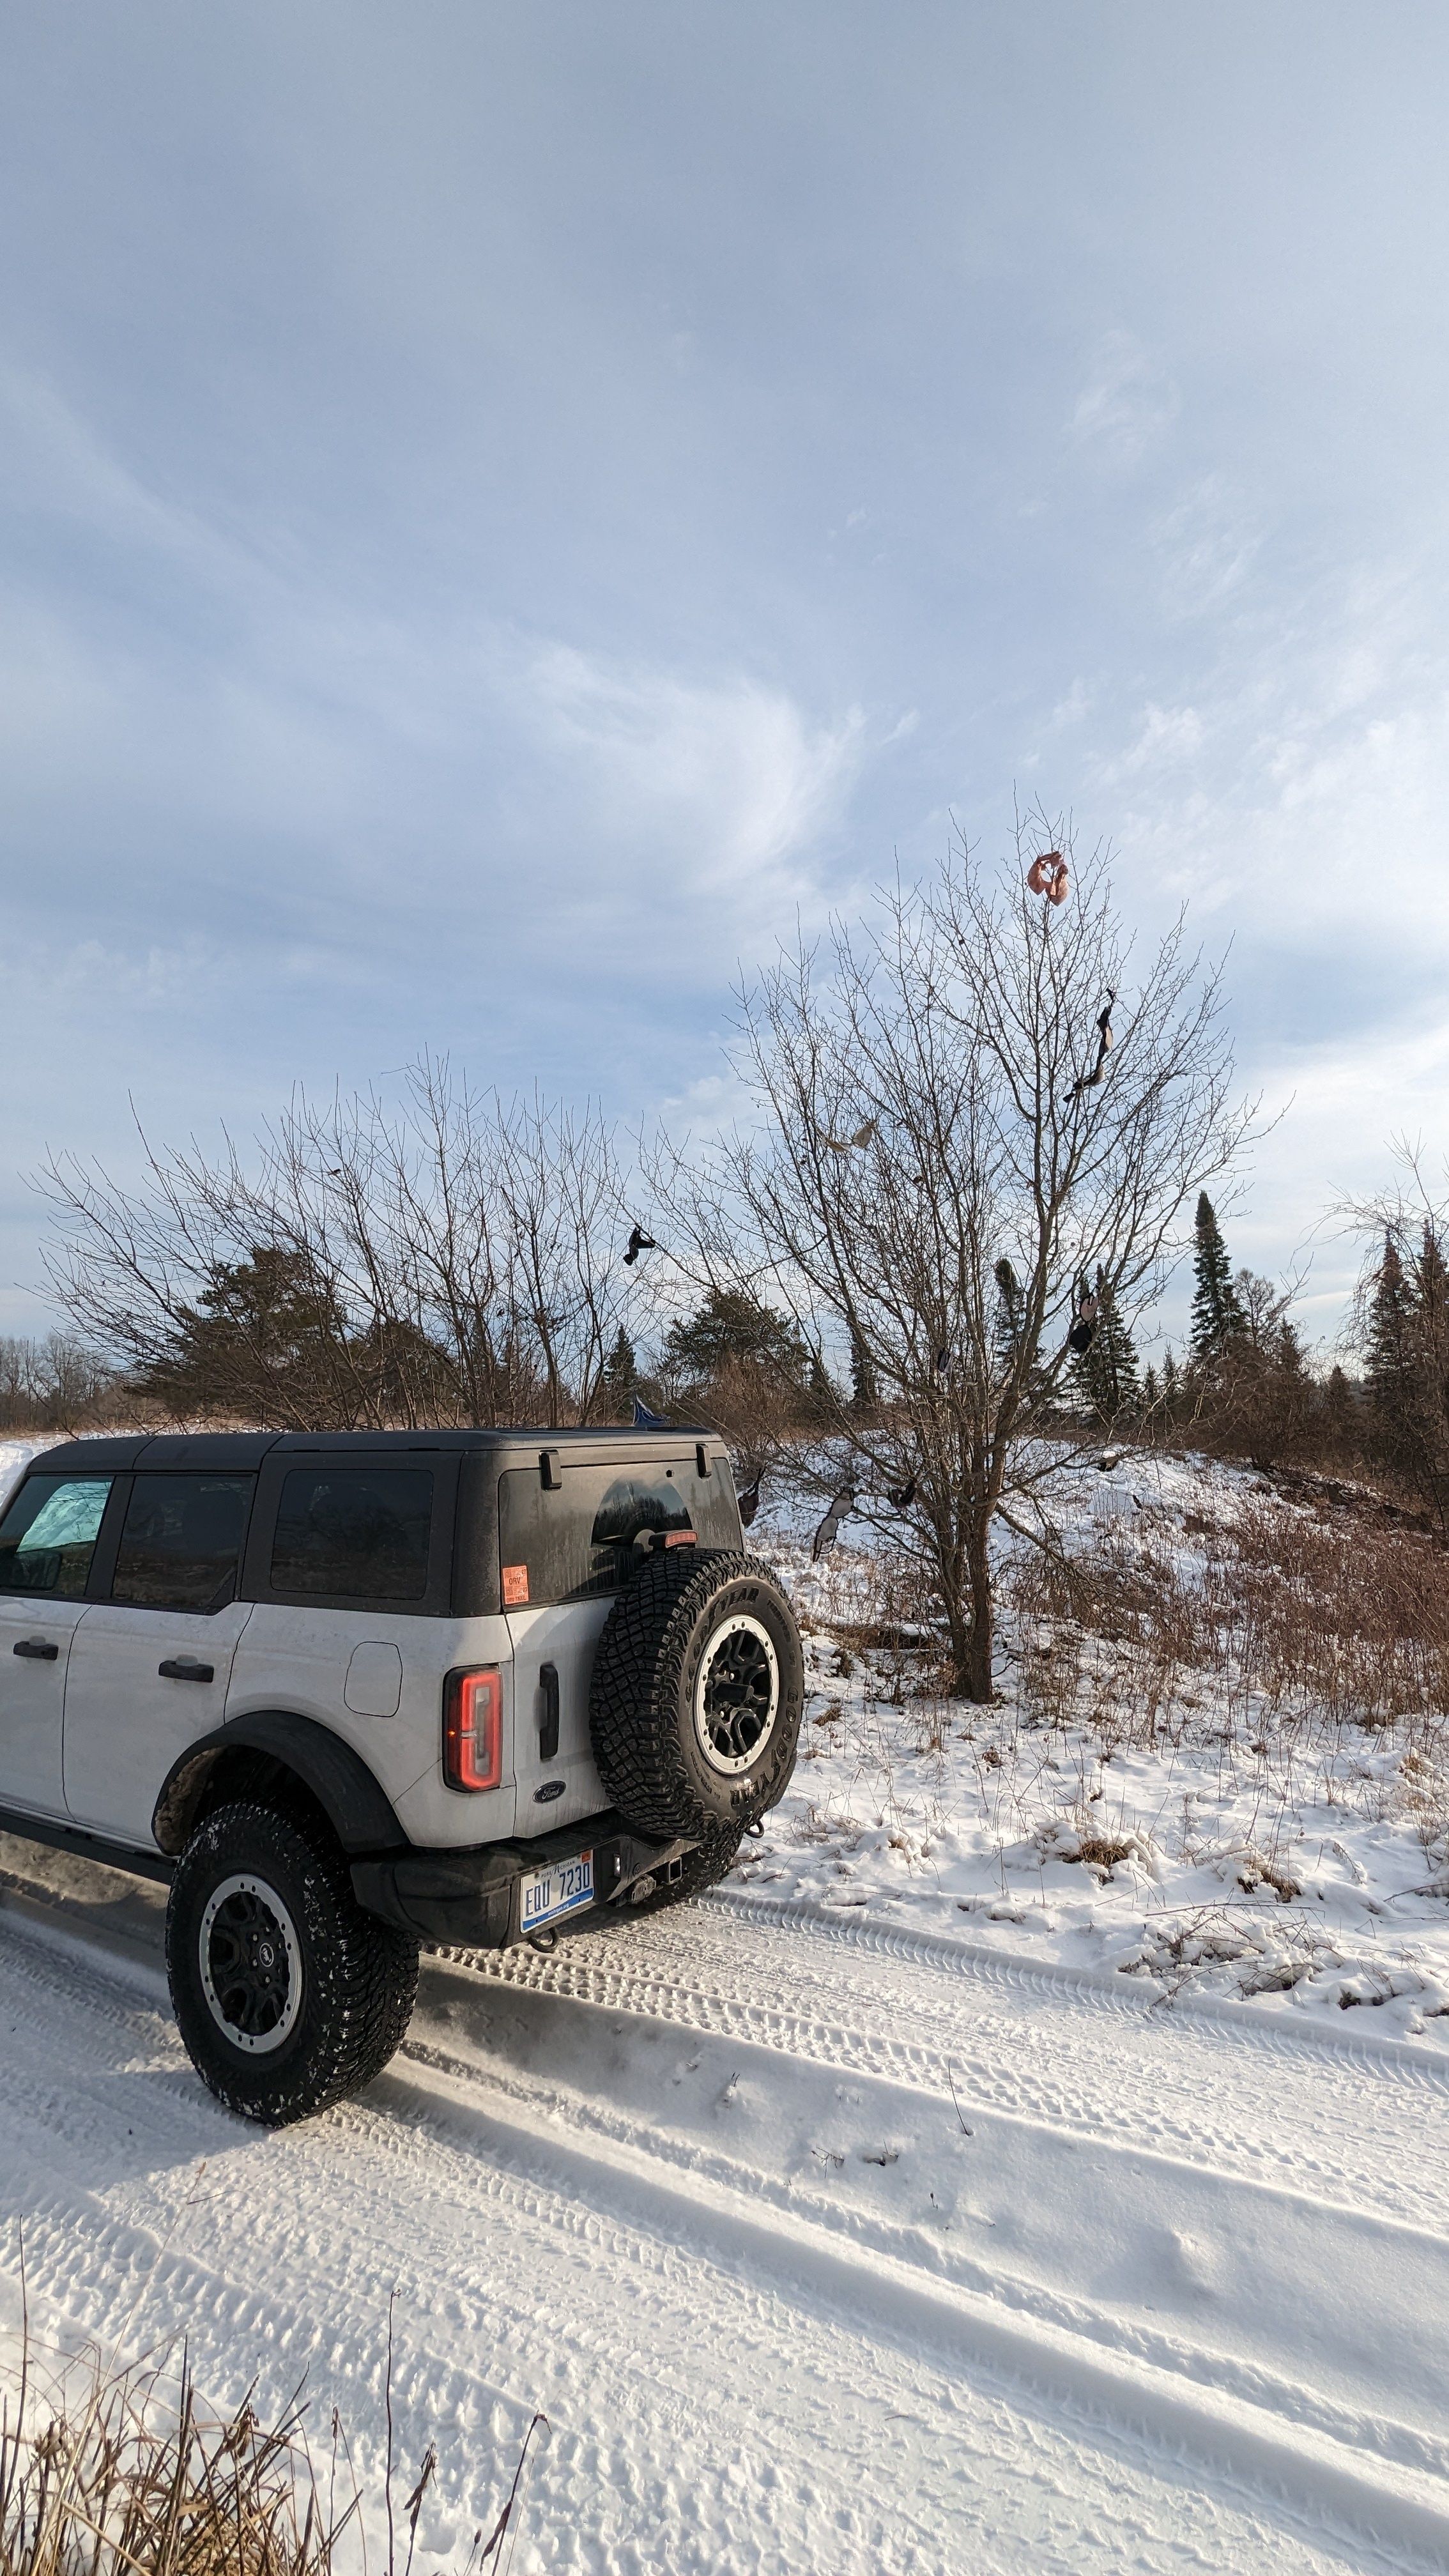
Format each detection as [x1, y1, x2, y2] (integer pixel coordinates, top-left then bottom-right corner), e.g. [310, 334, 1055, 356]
[519, 1850, 594, 1933]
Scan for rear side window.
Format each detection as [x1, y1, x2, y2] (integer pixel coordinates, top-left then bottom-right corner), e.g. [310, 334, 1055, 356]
[498, 1460, 739, 1607]
[0, 1475, 112, 1599]
[112, 1475, 254, 1613]
[270, 1468, 434, 1600]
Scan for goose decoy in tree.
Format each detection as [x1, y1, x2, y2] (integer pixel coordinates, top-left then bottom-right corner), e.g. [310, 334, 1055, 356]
[819, 1117, 879, 1152]
[887, 1478, 917, 1510]
[1070, 993, 1116, 1096]
[811, 1486, 856, 1560]
[622, 1224, 658, 1266]
[1067, 1290, 1100, 1355]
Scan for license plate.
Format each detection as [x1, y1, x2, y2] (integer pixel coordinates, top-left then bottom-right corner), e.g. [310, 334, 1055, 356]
[519, 1850, 594, 1932]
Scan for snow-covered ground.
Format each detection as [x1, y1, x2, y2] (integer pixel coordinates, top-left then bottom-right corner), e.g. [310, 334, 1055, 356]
[4, 1840, 1449, 2572]
[747, 1450, 1449, 2041]
[4, 1436, 1449, 2568]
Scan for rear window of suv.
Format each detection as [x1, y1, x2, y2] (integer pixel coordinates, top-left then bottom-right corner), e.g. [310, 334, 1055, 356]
[270, 1468, 434, 1600]
[497, 1459, 739, 1607]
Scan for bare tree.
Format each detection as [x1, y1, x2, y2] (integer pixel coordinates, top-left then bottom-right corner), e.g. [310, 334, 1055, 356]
[36, 1057, 640, 1431]
[647, 820, 1252, 1699]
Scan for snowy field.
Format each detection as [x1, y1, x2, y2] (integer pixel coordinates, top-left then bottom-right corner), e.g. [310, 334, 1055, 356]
[749, 1448, 1449, 2038]
[3, 1433, 1449, 2567]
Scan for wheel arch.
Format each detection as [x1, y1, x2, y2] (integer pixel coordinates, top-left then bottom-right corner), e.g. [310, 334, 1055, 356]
[153, 1712, 407, 1859]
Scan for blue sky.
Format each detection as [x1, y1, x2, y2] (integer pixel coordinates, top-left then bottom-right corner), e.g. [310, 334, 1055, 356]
[3, 3, 1447, 1352]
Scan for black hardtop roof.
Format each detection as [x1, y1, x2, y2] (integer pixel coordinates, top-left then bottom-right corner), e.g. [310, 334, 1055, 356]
[31, 1426, 725, 1478]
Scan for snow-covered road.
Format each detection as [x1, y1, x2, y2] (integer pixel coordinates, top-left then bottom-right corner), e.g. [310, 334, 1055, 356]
[2, 1837, 1448, 2574]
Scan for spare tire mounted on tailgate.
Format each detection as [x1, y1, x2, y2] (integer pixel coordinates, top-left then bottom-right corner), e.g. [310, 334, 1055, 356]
[589, 1549, 804, 1840]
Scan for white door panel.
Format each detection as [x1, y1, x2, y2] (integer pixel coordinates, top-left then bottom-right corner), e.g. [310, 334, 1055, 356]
[505, 1598, 611, 1837]
[63, 1604, 254, 1843]
[0, 1596, 89, 1818]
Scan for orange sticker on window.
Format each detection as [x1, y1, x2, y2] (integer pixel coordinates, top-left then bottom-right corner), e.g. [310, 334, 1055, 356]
[502, 1563, 530, 1606]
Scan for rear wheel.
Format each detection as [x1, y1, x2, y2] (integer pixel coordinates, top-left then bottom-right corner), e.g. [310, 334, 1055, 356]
[166, 1800, 419, 2128]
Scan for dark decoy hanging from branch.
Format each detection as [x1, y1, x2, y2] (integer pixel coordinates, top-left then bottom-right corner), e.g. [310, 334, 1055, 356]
[1067, 1287, 1100, 1355]
[886, 1478, 917, 1510]
[1070, 993, 1116, 1096]
[811, 1486, 856, 1560]
[622, 1224, 658, 1266]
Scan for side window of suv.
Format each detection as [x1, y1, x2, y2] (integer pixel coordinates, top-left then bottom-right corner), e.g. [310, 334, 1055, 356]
[269, 1469, 434, 1600]
[111, 1475, 255, 1613]
[0, 1476, 112, 1598]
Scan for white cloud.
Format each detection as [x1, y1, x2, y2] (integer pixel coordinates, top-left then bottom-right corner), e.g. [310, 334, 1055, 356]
[521, 643, 865, 919]
[1068, 329, 1179, 467]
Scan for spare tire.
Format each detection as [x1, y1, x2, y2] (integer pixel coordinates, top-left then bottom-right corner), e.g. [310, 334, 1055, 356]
[589, 1549, 804, 1840]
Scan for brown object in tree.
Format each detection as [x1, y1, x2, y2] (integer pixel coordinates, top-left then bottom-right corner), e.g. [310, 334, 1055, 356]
[1026, 850, 1070, 905]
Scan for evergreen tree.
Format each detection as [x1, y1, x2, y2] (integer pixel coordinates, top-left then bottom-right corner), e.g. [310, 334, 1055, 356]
[1322, 1363, 1361, 1460]
[1070, 1268, 1140, 1423]
[1365, 1230, 1416, 1461]
[992, 1257, 1025, 1375]
[602, 1326, 638, 1414]
[1162, 1347, 1180, 1416]
[663, 1288, 811, 1388]
[1190, 1193, 1245, 1362]
[848, 1321, 878, 1414]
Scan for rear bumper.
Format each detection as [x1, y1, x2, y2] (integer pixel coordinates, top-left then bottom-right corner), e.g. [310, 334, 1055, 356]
[349, 1809, 696, 1949]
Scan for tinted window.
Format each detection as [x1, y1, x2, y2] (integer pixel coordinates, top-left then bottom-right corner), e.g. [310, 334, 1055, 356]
[0, 1475, 112, 1599]
[270, 1469, 434, 1600]
[112, 1475, 254, 1612]
[498, 1460, 740, 1606]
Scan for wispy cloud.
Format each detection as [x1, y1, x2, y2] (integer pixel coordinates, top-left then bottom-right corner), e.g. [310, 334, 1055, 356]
[1068, 329, 1179, 467]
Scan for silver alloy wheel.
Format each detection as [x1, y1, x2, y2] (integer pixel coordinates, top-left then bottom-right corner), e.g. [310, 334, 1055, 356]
[199, 1873, 303, 2055]
[693, 1613, 780, 1775]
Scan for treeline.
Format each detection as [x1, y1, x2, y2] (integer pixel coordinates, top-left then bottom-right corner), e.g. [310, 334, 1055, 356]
[1059, 1190, 1448, 1513]
[0, 1333, 117, 1432]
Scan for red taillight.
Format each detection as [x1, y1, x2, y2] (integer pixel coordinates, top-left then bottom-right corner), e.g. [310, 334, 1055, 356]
[443, 1667, 503, 1791]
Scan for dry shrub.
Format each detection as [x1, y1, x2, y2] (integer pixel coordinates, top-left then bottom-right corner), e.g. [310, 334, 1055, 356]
[0, 2356, 356, 2576]
[1004, 1495, 1449, 1744]
[0, 2311, 544, 2576]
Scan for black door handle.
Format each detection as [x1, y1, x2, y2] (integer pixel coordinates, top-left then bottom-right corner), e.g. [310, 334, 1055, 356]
[13, 1637, 59, 1661]
[158, 1658, 215, 1683]
[539, 1662, 560, 1761]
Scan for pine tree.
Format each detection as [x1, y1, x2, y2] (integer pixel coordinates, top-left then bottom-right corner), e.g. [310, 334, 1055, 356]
[993, 1257, 1025, 1375]
[1190, 1193, 1245, 1362]
[1322, 1364, 1361, 1461]
[1071, 1268, 1140, 1424]
[602, 1326, 638, 1416]
[1162, 1347, 1179, 1407]
[848, 1322, 878, 1414]
[1365, 1230, 1416, 1463]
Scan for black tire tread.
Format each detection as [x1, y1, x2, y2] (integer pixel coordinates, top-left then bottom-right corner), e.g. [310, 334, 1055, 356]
[590, 1549, 802, 1840]
[167, 1800, 419, 2128]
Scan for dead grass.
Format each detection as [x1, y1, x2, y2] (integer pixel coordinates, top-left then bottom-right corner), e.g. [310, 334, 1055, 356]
[1004, 1497, 1449, 1745]
[0, 2297, 544, 2576]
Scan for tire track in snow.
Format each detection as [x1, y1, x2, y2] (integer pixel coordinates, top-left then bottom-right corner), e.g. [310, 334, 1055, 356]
[3, 1906, 1416, 2576]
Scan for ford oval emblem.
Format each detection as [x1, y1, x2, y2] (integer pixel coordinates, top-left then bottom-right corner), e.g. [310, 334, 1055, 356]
[533, 1780, 565, 1803]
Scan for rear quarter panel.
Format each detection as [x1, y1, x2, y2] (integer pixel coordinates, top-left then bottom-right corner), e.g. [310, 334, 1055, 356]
[224, 1604, 522, 1844]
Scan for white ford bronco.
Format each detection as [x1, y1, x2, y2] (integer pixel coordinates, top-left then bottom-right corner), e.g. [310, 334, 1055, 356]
[0, 1429, 804, 2125]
